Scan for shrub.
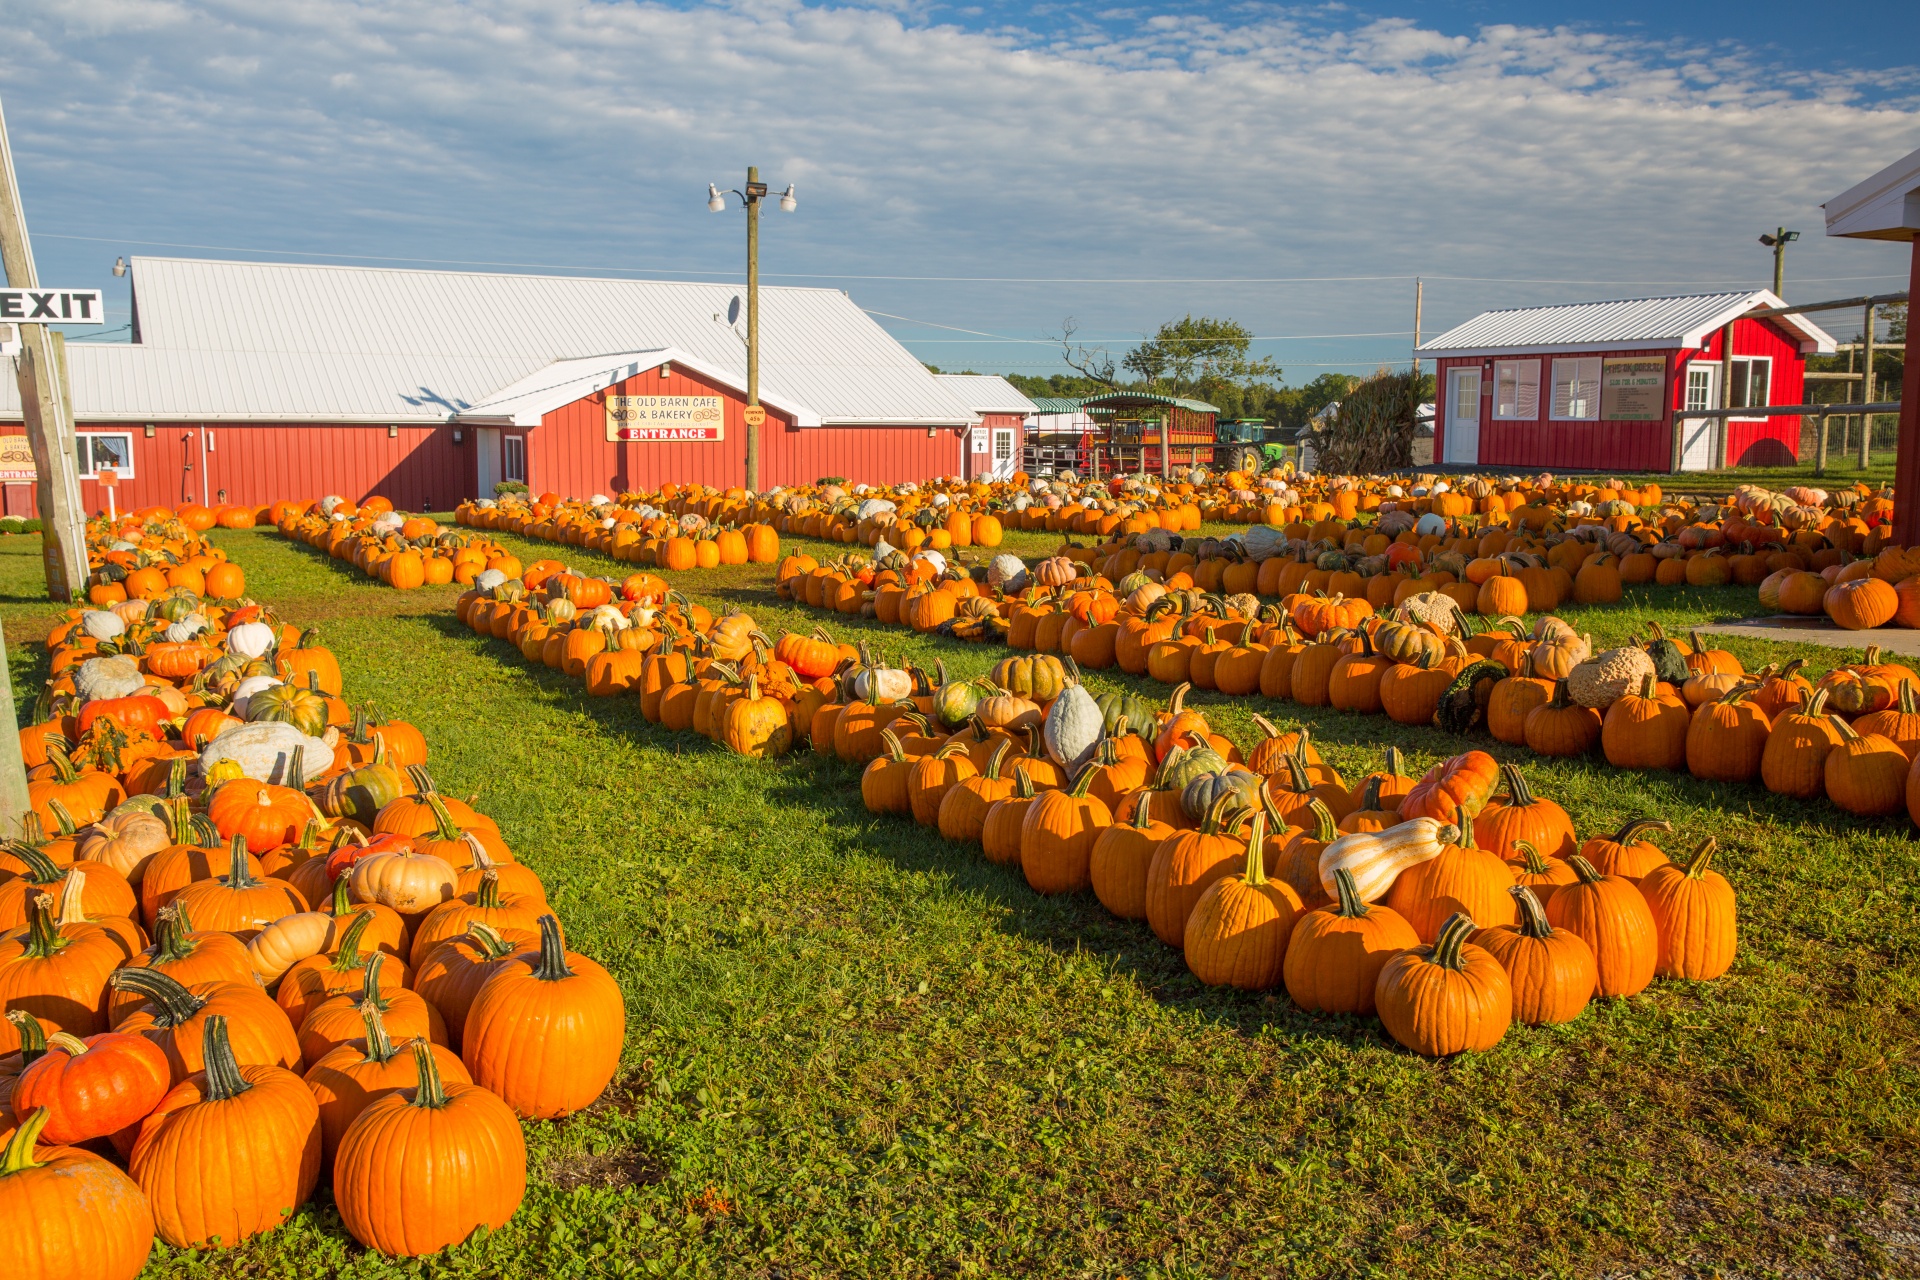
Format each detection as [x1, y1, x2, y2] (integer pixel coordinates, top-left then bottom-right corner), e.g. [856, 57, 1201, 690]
[493, 481, 529, 497]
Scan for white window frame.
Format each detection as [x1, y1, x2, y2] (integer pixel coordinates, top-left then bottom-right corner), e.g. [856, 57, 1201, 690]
[75, 431, 136, 479]
[502, 434, 527, 484]
[1685, 365, 1718, 413]
[1728, 357, 1772, 419]
[1549, 357, 1602, 421]
[1491, 359, 1540, 420]
[992, 429, 1014, 462]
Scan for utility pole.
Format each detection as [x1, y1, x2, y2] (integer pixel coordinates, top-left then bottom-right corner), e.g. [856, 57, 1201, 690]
[708, 167, 794, 494]
[1860, 302, 1877, 469]
[1411, 278, 1423, 377]
[1759, 227, 1799, 298]
[0, 95, 88, 603]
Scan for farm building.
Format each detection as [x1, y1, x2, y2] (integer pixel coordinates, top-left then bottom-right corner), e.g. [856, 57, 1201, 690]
[1418, 290, 1837, 472]
[931, 374, 1035, 482]
[0, 257, 982, 514]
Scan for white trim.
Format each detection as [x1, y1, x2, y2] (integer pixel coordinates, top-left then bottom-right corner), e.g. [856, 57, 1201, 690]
[1491, 359, 1540, 421]
[1548, 357, 1602, 422]
[502, 434, 527, 484]
[75, 430, 137, 479]
[1728, 355, 1773, 422]
[1824, 145, 1920, 241]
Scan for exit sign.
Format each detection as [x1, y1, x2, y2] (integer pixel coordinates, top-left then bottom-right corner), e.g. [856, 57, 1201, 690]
[0, 289, 106, 324]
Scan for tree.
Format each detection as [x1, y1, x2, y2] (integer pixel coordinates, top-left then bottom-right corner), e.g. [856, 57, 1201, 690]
[1121, 315, 1279, 400]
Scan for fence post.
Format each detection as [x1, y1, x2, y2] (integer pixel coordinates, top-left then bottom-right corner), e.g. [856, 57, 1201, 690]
[1817, 413, 1831, 475]
[1860, 303, 1877, 470]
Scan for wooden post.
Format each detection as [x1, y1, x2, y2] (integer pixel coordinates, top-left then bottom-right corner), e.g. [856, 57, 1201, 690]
[1817, 413, 1831, 474]
[0, 99, 88, 602]
[1158, 417, 1170, 482]
[1718, 322, 1735, 469]
[1894, 238, 1920, 548]
[1860, 302, 1877, 469]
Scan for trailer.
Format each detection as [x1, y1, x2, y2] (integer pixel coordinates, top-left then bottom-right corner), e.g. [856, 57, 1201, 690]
[1078, 392, 1223, 477]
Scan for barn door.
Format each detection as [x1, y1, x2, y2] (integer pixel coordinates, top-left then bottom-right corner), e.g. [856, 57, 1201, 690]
[475, 427, 501, 497]
[1444, 369, 1481, 465]
[1679, 366, 1720, 471]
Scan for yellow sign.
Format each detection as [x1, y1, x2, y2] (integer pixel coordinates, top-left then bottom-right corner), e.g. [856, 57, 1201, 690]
[606, 395, 725, 442]
[742, 405, 767, 428]
[0, 435, 36, 483]
[1602, 358, 1667, 421]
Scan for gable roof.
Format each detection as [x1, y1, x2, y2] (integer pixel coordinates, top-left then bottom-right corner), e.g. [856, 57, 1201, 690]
[1825, 145, 1920, 242]
[932, 373, 1036, 415]
[2, 257, 976, 427]
[1417, 290, 1837, 358]
[451, 348, 823, 428]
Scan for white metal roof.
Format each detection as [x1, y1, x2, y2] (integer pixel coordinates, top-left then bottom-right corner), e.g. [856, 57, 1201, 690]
[933, 373, 1036, 415]
[1, 257, 977, 427]
[451, 348, 823, 428]
[1825, 146, 1920, 242]
[1418, 290, 1837, 358]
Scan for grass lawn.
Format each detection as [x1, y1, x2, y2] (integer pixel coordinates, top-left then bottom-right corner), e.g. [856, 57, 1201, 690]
[3, 525, 1917, 1279]
[1555, 447, 1897, 494]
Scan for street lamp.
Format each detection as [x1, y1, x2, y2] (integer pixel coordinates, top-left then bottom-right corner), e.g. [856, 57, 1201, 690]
[707, 166, 796, 492]
[1759, 227, 1800, 297]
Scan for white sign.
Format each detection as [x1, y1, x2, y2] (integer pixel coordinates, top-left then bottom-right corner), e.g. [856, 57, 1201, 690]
[0, 289, 106, 325]
[0, 322, 17, 356]
[605, 394, 725, 442]
[971, 428, 989, 454]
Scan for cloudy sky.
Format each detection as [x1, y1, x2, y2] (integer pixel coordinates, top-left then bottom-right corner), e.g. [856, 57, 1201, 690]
[1, 0, 1916, 379]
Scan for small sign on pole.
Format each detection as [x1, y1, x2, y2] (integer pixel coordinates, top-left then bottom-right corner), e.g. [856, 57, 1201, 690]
[97, 467, 118, 520]
[742, 405, 767, 428]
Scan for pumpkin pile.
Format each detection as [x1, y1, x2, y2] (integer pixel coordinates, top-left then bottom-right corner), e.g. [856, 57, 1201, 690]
[81, 508, 248, 608]
[3, 577, 621, 1270]
[456, 485, 780, 570]
[272, 500, 508, 589]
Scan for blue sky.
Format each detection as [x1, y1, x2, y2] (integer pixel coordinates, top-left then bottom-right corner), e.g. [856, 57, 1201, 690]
[1, 0, 1915, 382]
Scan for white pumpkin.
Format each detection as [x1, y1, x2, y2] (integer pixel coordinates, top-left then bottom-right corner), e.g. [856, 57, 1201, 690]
[475, 568, 507, 592]
[985, 554, 1027, 591]
[227, 620, 278, 658]
[1414, 512, 1447, 537]
[164, 614, 209, 643]
[1317, 818, 1451, 903]
[74, 655, 145, 702]
[228, 674, 283, 718]
[912, 549, 947, 578]
[1042, 682, 1102, 774]
[1241, 525, 1284, 562]
[79, 610, 125, 641]
[850, 666, 913, 704]
[199, 720, 335, 784]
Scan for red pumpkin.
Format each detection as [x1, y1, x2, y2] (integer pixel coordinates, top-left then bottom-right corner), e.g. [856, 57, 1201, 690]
[13, 1029, 172, 1145]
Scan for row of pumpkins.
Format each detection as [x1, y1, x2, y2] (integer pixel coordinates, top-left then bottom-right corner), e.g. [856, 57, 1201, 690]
[441, 555, 1733, 1057]
[3, 518, 623, 1274]
[455, 493, 782, 571]
[777, 534, 1920, 827]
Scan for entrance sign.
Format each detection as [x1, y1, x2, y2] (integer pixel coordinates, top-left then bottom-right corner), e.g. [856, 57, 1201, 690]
[1602, 357, 1666, 420]
[605, 394, 725, 442]
[0, 289, 105, 324]
[0, 435, 35, 481]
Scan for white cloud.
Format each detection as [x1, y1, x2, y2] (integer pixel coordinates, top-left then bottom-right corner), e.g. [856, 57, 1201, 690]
[1, 0, 1915, 369]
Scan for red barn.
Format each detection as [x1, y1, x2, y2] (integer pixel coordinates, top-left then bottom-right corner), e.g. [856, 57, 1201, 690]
[0, 257, 981, 514]
[1418, 290, 1837, 473]
[933, 374, 1035, 481]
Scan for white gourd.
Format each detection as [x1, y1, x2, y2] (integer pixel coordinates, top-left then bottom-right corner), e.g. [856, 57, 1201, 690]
[1317, 818, 1452, 903]
[74, 655, 145, 702]
[1241, 526, 1284, 562]
[1043, 682, 1102, 774]
[227, 620, 278, 658]
[79, 610, 125, 640]
[475, 568, 507, 592]
[985, 554, 1026, 591]
[199, 720, 335, 783]
[228, 674, 283, 717]
[852, 667, 913, 703]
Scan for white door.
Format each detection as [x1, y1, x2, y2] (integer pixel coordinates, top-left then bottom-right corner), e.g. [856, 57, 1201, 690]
[1680, 366, 1719, 471]
[475, 427, 501, 497]
[991, 428, 1017, 480]
[1444, 369, 1481, 465]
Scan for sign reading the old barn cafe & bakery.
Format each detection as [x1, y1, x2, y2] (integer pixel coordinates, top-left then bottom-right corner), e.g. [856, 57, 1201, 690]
[605, 395, 725, 442]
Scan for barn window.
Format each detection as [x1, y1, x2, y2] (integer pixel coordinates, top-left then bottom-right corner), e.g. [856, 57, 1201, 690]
[1729, 358, 1771, 412]
[75, 432, 136, 479]
[502, 435, 527, 483]
[1686, 366, 1717, 413]
[1549, 358, 1602, 420]
[1492, 360, 1540, 420]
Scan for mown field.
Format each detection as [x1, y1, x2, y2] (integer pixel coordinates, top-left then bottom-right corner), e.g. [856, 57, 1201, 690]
[2, 522, 1917, 1279]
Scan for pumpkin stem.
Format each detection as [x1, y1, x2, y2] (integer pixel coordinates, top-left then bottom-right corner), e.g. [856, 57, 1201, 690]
[1512, 840, 1552, 876]
[1, 842, 62, 887]
[1166, 682, 1189, 717]
[1243, 810, 1268, 886]
[532, 913, 574, 982]
[1307, 798, 1337, 843]
[1357, 775, 1384, 814]
[330, 910, 376, 971]
[107, 965, 206, 1026]
[464, 920, 519, 960]
[1282, 748, 1311, 795]
[44, 1031, 89, 1056]
[1381, 744, 1403, 777]
[222, 833, 261, 890]
[153, 902, 202, 963]
[1011, 765, 1035, 800]
[1130, 791, 1156, 830]
[1330, 867, 1369, 919]
[1066, 761, 1101, 799]
[1498, 761, 1537, 809]
[1428, 912, 1477, 971]
[1509, 885, 1554, 938]
[877, 728, 906, 765]
[165, 754, 189, 799]
[424, 792, 465, 843]
[475, 868, 502, 910]
[1456, 810, 1476, 849]
[984, 738, 1013, 781]
[1684, 837, 1718, 879]
[287, 744, 306, 791]
[407, 1038, 450, 1110]
[1610, 816, 1672, 847]
[1568, 854, 1605, 885]
[5, 1009, 47, 1066]
[0, 1108, 53, 1176]
[199, 1015, 254, 1103]
[358, 951, 392, 1009]
[1250, 714, 1279, 741]
[360, 1000, 399, 1066]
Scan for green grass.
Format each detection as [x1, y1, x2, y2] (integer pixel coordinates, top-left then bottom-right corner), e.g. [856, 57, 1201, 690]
[1557, 448, 1897, 493]
[3, 528, 1918, 1278]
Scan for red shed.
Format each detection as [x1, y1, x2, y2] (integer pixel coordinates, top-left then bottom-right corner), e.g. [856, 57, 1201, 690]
[0, 257, 980, 513]
[933, 374, 1036, 482]
[1419, 291, 1837, 473]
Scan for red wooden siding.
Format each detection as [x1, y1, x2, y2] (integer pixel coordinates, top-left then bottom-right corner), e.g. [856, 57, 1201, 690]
[533, 363, 965, 495]
[1430, 316, 1809, 473]
[8, 423, 470, 517]
[966, 413, 1025, 479]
